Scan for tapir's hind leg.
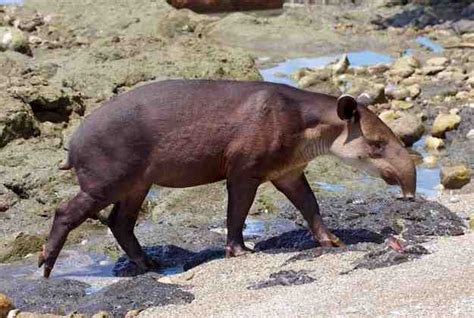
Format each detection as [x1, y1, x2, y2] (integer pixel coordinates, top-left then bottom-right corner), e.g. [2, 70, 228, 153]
[39, 191, 106, 278]
[272, 171, 345, 248]
[108, 186, 157, 276]
[225, 178, 259, 257]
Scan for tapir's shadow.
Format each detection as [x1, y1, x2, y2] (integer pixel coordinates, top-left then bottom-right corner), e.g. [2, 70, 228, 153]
[254, 228, 386, 253]
[113, 228, 386, 277]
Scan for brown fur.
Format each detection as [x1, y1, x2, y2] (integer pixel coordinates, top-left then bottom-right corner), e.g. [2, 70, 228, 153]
[40, 80, 416, 277]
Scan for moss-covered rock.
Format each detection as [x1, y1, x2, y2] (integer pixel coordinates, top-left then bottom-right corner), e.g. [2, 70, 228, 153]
[0, 27, 31, 55]
[440, 165, 471, 189]
[0, 95, 39, 148]
[0, 232, 45, 263]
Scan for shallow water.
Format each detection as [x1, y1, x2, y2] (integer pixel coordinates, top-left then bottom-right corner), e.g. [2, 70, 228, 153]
[260, 50, 393, 85]
[0, 0, 22, 4]
[415, 36, 444, 53]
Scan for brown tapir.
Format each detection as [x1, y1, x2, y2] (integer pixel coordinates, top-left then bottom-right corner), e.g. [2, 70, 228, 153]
[39, 79, 416, 278]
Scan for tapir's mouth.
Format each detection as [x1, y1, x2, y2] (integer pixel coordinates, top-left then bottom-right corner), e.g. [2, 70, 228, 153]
[381, 169, 415, 200]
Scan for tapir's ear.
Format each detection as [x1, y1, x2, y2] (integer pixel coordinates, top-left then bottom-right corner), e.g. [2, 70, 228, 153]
[336, 94, 358, 121]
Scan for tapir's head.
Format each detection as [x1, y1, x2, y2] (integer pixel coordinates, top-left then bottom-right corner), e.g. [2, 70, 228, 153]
[329, 95, 416, 199]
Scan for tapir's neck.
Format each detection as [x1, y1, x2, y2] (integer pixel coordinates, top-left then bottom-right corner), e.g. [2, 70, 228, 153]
[295, 123, 341, 163]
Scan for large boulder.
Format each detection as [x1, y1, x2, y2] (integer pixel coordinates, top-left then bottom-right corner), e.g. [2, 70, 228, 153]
[431, 112, 461, 138]
[9, 83, 85, 123]
[385, 113, 424, 146]
[440, 165, 471, 189]
[0, 95, 39, 148]
[166, 0, 284, 12]
[0, 27, 31, 56]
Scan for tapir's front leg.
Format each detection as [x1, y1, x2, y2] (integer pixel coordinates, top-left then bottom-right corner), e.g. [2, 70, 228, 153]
[272, 171, 345, 248]
[225, 177, 260, 257]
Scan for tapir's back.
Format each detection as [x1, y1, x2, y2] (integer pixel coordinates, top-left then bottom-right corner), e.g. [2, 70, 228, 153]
[68, 80, 308, 188]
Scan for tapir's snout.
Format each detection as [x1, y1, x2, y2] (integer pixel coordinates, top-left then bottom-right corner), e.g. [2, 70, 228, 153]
[379, 145, 417, 200]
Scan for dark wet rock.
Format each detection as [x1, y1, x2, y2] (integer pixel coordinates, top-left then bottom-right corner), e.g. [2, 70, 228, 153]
[461, 3, 474, 18]
[77, 273, 194, 316]
[283, 247, 349, 265]
[258, 196, 465, 254]
[0, 278, 89, 315]
[167, 0, 284, 13]
[113, 245, 223, 277]
[248, 270, 315, 290]
[352, 244, 429, 271]
[0, 273, 193, 317]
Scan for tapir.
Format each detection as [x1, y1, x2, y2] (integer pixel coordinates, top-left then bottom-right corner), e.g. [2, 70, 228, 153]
[39, 79, 416, 278]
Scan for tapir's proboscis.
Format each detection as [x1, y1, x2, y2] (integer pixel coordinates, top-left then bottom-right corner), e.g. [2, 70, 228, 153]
[39, 80, 416, 278]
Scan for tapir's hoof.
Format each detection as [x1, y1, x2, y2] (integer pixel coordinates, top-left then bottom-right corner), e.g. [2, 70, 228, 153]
[225, 244, 254, 258]
[43, 266, 52, 278]
[114, 257, 160, 277]
[319, 234, 346, 248]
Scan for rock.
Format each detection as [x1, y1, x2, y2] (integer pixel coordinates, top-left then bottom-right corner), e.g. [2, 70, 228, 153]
[461, 3, 474, 18]
[367, 63, 389, 75]
[422, 65, 445, 75]
[0, 232, 45, 262]
[470, 214, 474, 230]
[400, 74, 424, 86]
[440, 165, 471, 189]
[0, 96, 40, 148]
[424, 136, 444, 151]
[389, 67, 414, 78]
[391, 100, 413, 110]
[91, 311, 112, 318]
[157, 8, 214, 38]
[332, 54, 349, 75]
[423, 155, 437, 167]
[453, 19, 474, 34]
[167, 0, 284, 12]
[28, 35, 42, 45]
[431, 113, 461, 138]
[379, 110, 399, 123]
[386, 113, 424, 146]
[0, 27, 31, 55]
[0, 294, 14, 318]
[467, 129, 474, 139]
[385, 84, 410, 100]
[10, 84, 84, 123]
[392, 56, 420, 70]
[437, 70, 468, 82]
[355, 84, 386, 105]
[426, 57, 449, 67]
[124, 310, 141, 318]
[298, 69, 331, 88]
[6, 309, 19, 318]
[407, 84, 421, 98]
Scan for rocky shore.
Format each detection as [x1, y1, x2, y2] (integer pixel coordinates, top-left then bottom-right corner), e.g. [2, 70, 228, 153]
[0, 0, 472, 317]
